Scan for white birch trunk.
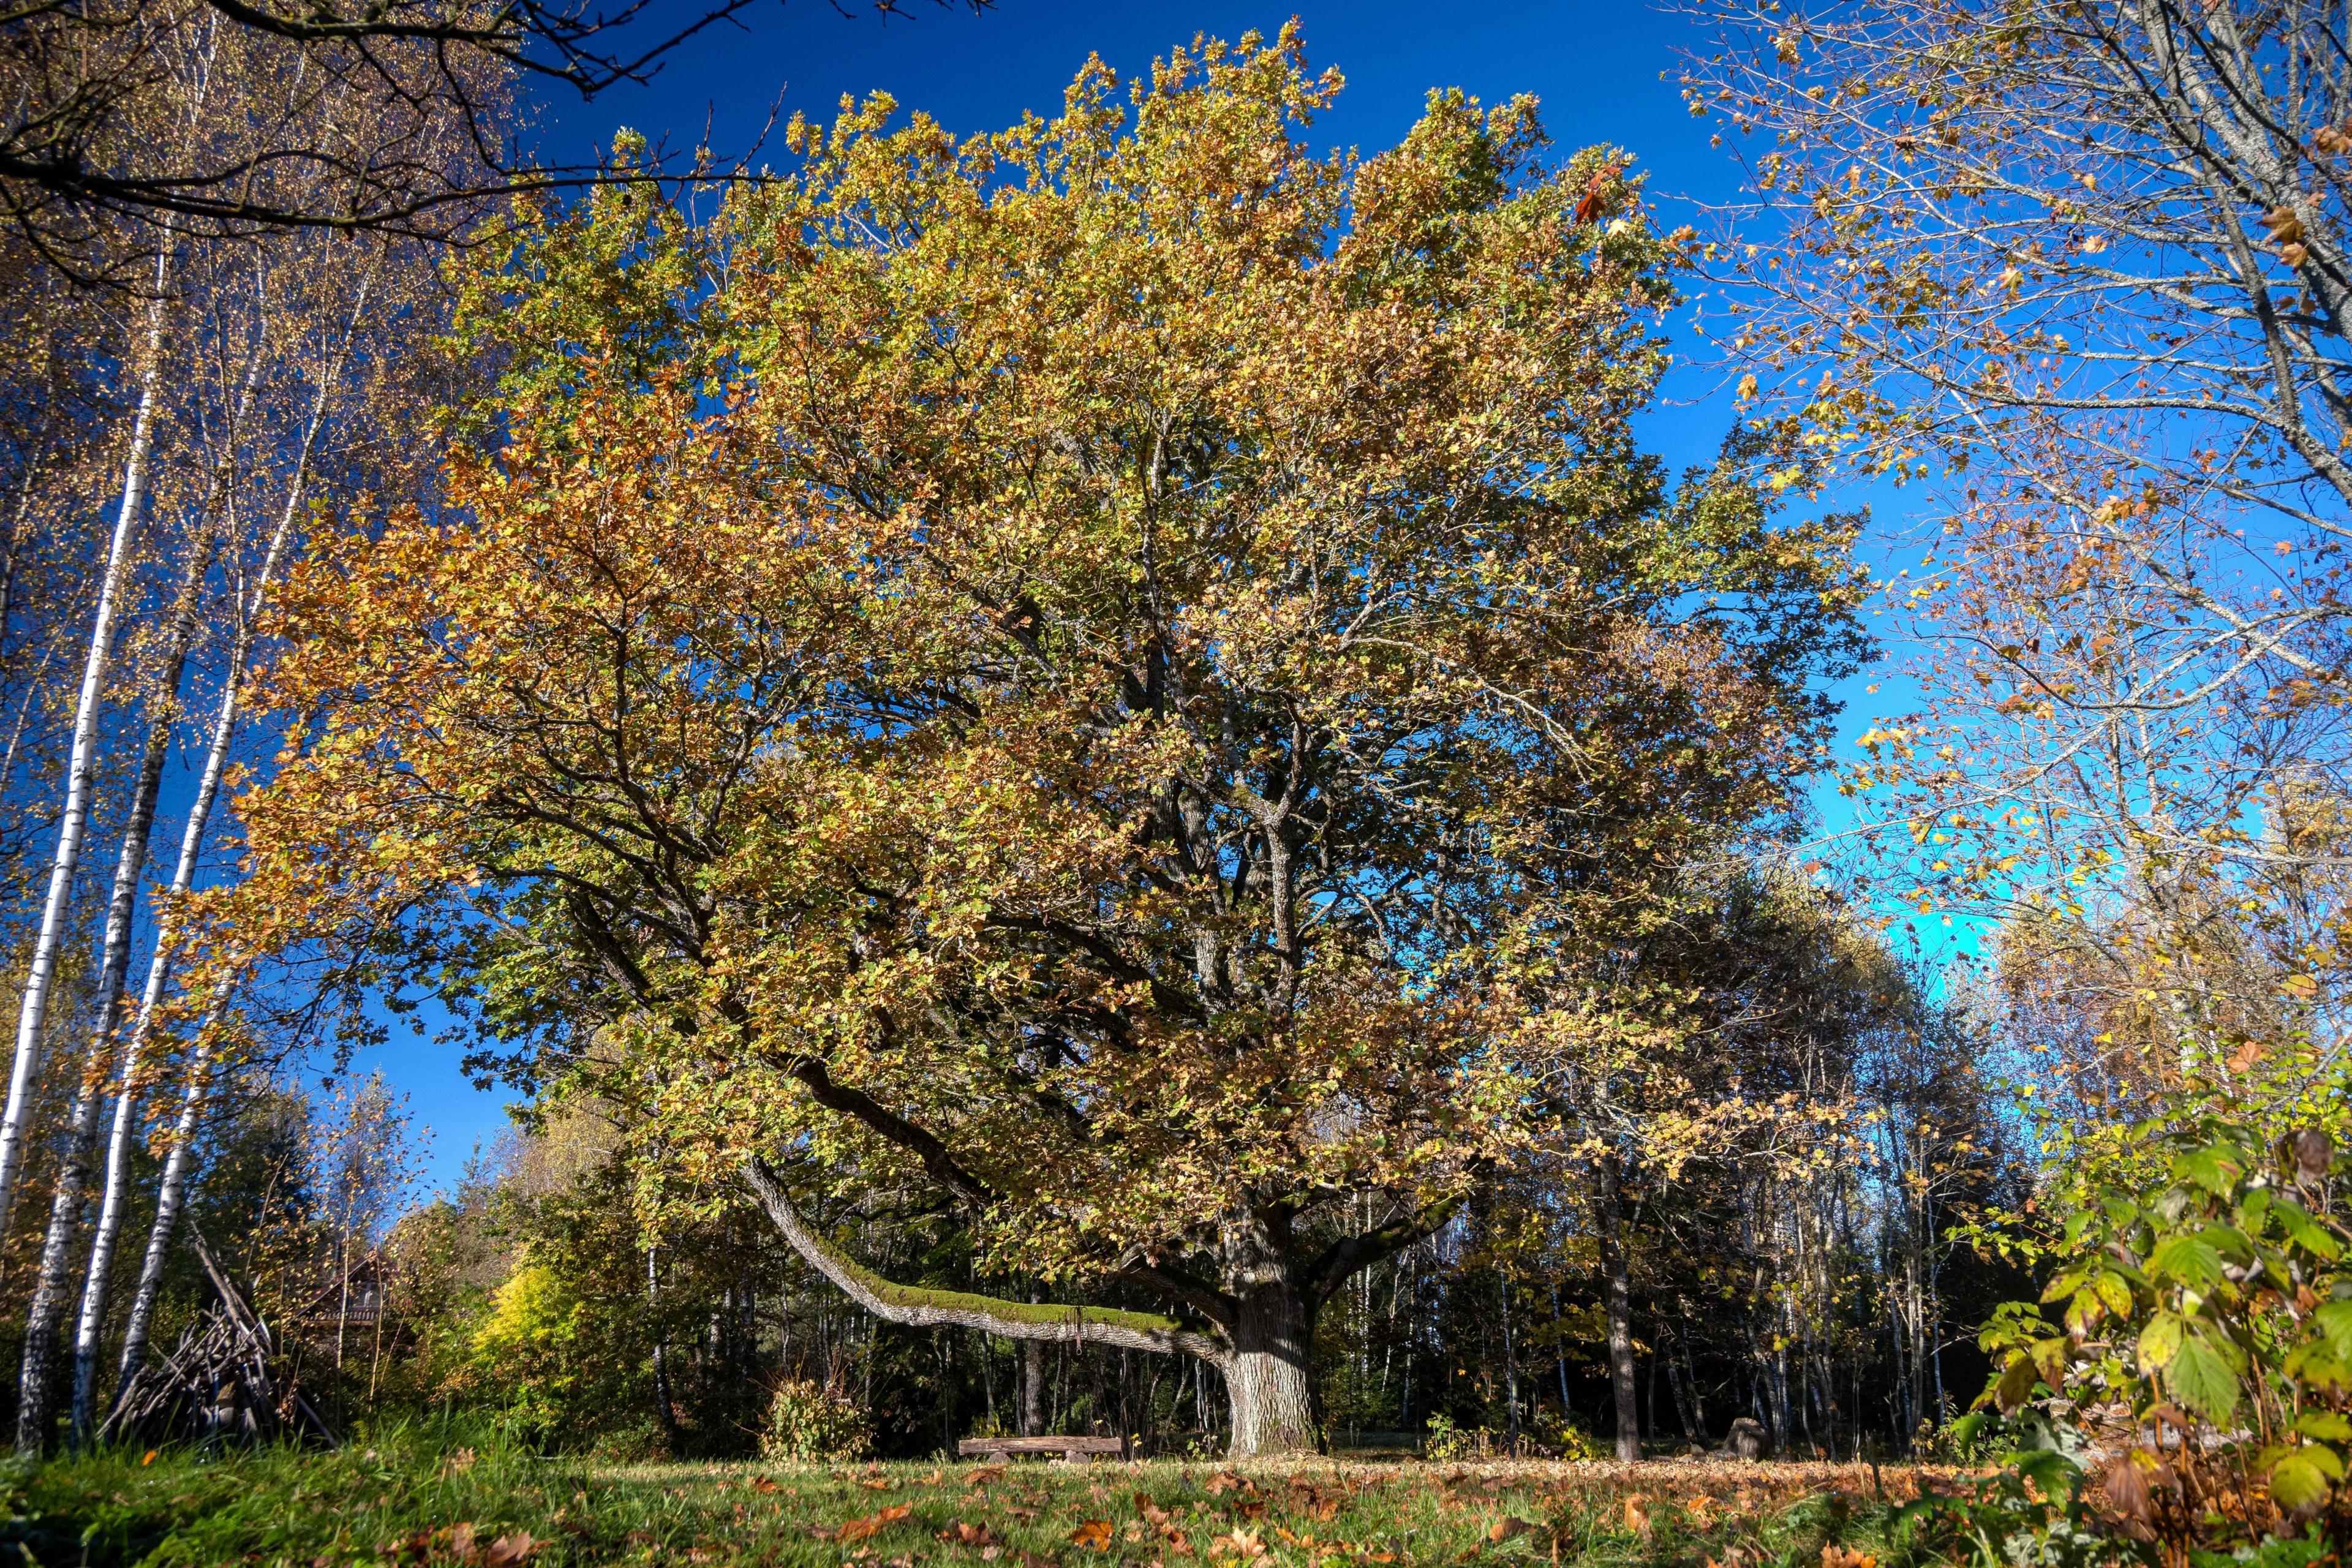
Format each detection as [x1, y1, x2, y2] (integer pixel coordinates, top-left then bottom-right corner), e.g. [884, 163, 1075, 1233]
[105, 983, 229, 1406]
[66, 264, 367, 1442]
[0, 241, 173, 1248]
[14, 317, 269, 1453]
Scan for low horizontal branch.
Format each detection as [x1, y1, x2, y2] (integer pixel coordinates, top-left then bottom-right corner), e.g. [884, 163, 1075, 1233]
[741, 1156, 1229, 1365]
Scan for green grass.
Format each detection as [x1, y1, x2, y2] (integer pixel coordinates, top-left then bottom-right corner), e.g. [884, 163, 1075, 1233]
[0, 1430, 1957, 1568]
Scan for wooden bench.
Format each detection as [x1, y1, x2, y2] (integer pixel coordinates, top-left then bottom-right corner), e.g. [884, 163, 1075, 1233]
[958, 1435, 1129, 1464]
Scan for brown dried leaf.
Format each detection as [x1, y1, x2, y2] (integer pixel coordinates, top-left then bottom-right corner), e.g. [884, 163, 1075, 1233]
[839, 1504, 915, 1543]
[484, 1533, 540, 1567]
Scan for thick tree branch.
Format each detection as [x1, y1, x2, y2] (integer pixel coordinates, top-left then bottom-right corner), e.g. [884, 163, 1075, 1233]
[1301, 1188, 1469, 1310]
[741, 1156, 1229, 1363]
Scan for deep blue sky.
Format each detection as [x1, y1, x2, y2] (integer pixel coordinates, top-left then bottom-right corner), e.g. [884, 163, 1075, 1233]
[362, 2, 1943, 1193]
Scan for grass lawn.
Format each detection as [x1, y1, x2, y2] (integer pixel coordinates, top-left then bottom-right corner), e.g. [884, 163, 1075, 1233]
[0, 1436, 1978, 1568]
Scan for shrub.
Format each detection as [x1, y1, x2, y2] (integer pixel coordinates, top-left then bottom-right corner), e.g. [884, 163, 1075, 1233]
[1531, 1409, 1607, 1460]
[1970, 1082, 2352, 1559]
[760, 1377, 873, 1463]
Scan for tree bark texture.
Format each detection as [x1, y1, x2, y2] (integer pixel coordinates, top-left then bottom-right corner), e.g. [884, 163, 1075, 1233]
[0, 247, 170, 1248]
[71, 270, 363, 1442]
[107, 984, 228, 1410]
[1594, 1155, 1642, 1463]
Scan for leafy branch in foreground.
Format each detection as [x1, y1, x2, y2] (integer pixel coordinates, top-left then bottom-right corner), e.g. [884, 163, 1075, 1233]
[1969, 1056, 2352, 1558]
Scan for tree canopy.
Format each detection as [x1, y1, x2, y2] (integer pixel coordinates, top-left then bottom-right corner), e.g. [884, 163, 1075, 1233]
[226, 28, 1868, 1453]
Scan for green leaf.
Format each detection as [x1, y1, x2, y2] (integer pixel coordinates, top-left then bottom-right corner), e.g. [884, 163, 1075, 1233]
[2293, 1411, 2352, 1443]
[2272, 1199, 2343, 1262]
[2284, 1343, 2352, 1393]
[2315, 1302, 2352, 1360]
[2199, 1223, 2255, 1264]
[2151, 1234, 2225, 1291]
[2270, 1452, 2332, 1515]
[2168, 1333, 2241, 1425]
[2137, 1311, 2185, 1373]
[2008, 1447, 2082, 1503]
[2179, 1145, 2247, 1198]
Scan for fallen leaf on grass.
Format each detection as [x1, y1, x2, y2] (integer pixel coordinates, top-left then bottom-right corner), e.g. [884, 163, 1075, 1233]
[836, 1504, 916, 1543]
[982, 1549, 1002, 1562]
[1071, 1519, 1115, 1551]
[1022, 1552, 1060, 1568]
[1007, 1506, 1041, 1521]
[859, 1477, 897, 1491]
[748, 1476, 780, 1494]
[1205, 1472, 1250, 1497]
[1488, 1518, 1536, 1544]
[1209, 1528, 1267, 1560]
[944, 1520, 1000, 1547]
[923, 1470, 946, 1485]
[969, 1466, 1008, 1488]
[484, 1533, 539, 1567]
[1820, 1548, 1876, 1568]
[1623, 1495, 1651, 1537]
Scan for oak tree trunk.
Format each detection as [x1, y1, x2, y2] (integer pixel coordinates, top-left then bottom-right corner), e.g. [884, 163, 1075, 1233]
[1223, 1278, 1317, 1458]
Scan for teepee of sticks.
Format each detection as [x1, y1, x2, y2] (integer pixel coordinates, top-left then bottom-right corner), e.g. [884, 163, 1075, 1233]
[97, 1224, 337, 1450]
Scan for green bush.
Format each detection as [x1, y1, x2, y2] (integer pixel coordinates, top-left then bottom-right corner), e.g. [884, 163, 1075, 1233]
[1531, 1408, 1607, 1460]
[1964, 1069, 2352, 1561]
[760, 1377, 873, 1463]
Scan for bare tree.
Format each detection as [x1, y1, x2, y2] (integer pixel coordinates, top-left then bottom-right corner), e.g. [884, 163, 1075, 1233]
[1682, 0, 2352, 1075]
[0, 0, 987, 285]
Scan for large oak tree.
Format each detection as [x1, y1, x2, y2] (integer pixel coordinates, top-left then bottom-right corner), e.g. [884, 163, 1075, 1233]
[228, 29, 1866, 1453]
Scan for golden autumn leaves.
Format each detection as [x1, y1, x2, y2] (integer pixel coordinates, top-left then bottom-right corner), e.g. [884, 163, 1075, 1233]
[219, 26, 1865, 1411]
